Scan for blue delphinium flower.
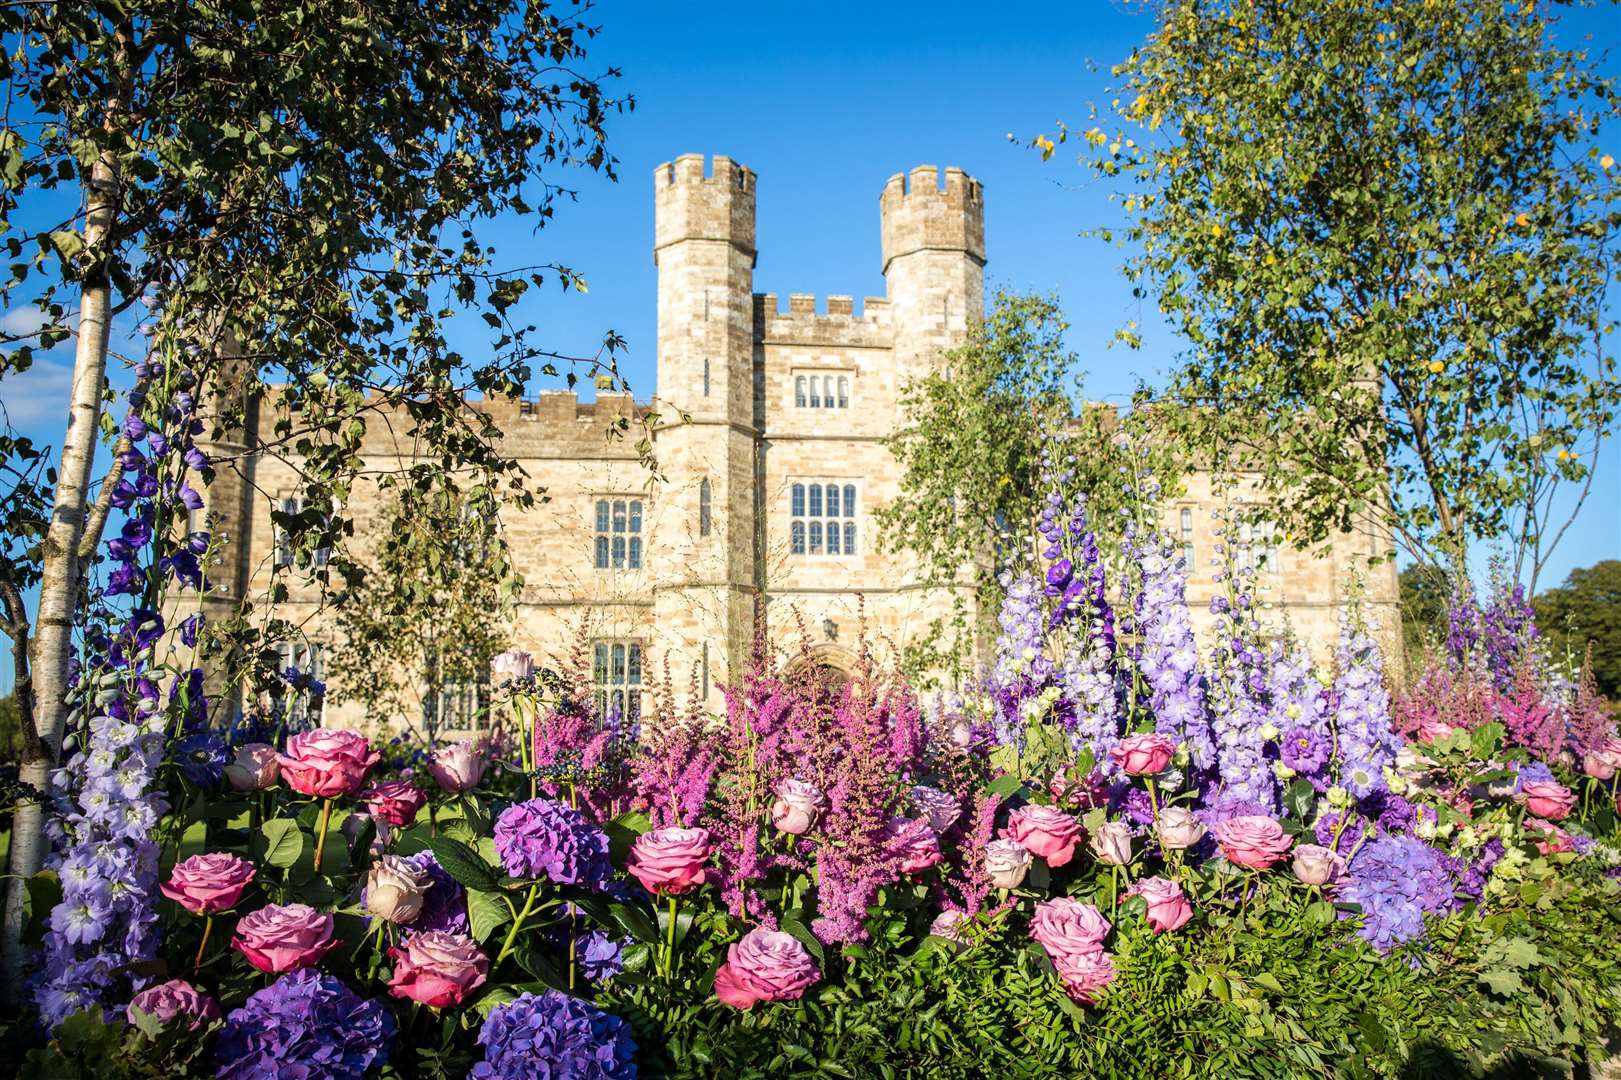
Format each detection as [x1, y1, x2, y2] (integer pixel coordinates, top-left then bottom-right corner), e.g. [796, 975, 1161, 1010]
[1123, 528, 1214, 771]
[175, 732, 232, 785]
[1332, 614, 1400, 799]
[472, 990, 637, 1079]
[215, 970, 394, 1080]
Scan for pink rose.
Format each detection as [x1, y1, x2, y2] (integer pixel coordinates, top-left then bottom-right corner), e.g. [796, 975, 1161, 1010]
[1417, 716, 1457, 744]
[160, 852, 255, 915]
[223, 743, 280, 792]
[1214, 815, 1294, 870]
[342, 810, 392, 854]
[1520, 780, 1576, 822]
[983, 839, 1033, 889]
[127, 979, 220, 1028]
[278, 729, 379, 799]
[361, 778, 427, 828]
[1001, 804, 1084, 868]
[1155, 806, 1206, 850]
[387, 930, 489, 1007]
[627, 827, 712, 895]
[770, 779, 827, 835]
[713, 927, 820, 1009]
[1526, 817, 1575, 856]
[1124, 876, 1193, 933]
[1584, 743, 1620, 781]
[1109, 732, 1177, 776]
[1291, 843, 1348, 887]
[1052, 946, 1116, 1004]
[1089, 821, 1133, 866]
[231, 902, 340, 973]
[911, 785, 962, 833]
[490, 650, 534, 685]
[885, 816, 943, 874]
[1029, 897, 1111, 958]
[366, 855, 431, 924]
[427, 740, 487, 794]
[1049, 765, 1105, 810]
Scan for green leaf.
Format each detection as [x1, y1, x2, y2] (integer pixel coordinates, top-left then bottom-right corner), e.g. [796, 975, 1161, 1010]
[260, 818, 305, 869]
[466, 889, 512, 944]
[426, 836, 503, 893]
[604, 810, 652, 866]
[514, 946, 572, 994]
[1479, 968, 1526, 997]
[779, 916, 825, 965]
[982, 773, 1025, 804]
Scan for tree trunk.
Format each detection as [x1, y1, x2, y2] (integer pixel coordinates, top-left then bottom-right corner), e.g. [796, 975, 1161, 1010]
[1, 155, 119, 1001]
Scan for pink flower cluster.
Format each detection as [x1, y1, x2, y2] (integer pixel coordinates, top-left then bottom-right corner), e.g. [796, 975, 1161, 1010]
[1029, 899, 1116, 1003]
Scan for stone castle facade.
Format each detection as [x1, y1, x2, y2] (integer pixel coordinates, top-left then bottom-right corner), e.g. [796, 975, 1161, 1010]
[200, 154, 1400, 731]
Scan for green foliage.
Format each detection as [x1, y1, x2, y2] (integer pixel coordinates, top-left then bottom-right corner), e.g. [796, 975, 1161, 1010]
[879, 290, 1163, 685]
[1052, 0, 1619, 581]
[1533, 560, 1621, 697]
[1399, 565, 1449, 664]
[329, 489, 517, 738]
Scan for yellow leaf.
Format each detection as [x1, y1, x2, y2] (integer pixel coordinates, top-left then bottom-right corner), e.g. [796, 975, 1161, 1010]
[1428, 360, 1445, 374]
[1514, 212, 1529, 227]
[1211, 223, 1223, 238]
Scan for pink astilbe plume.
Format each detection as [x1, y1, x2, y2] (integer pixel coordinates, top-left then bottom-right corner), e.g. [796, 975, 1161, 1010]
[941, 787, 1001, 917]
[631, 673, 719, 829]
[1494, 655, 1564, 761]
[1568, 646, 1617, 756]
[1392, 659, 1494, 743]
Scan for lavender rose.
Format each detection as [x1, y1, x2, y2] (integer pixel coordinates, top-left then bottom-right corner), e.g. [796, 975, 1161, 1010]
[387, 930, 489, 1007]
[223, 743, 280, 792]
[427, 740, 488, 794]
[713, 927, 820, 1009]
[278, 729, 379, 799]
[983, 839, 1033, 889]
[1029, 897, 1111, 959]
[1108, 732, 1176, 776]
[627, 827, 712, 895]
[1155, 806, 1207, 850]
[1089, 821, 1133, 866]
[770, 779, 827, 835]
[1214, 815, 1294, 870]
[1123, 876, 1193, 933]
[161, 852, 256, 915]
[128, 979, 220, 1028]
[231, 903, 339, 973]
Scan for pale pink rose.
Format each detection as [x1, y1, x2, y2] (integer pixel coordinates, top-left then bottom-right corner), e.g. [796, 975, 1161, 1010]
[627, 827, 712, 895]
[911, 785, 962, 833]
[770, 779, 827, 835]
[1581, 740, 1621, 781]
[1213, 815, 1294, 870]
[223, 743, 280, 792]
[1029, 897, 1111, 958]
[1089, 821, 1133, 866]
[1001, 804, 1084, 868]
[490, 649, 534, 685]
[929, 908, 972, 947]
[885, 816, 944, 874]
[366, 855, 431, 924]
[713, 927, 820, 1009]
[277, 729, 379, 799]
[983, 839, 1033, 890]
[1291, 843, 1348, 887]
[1052, 946, 1116, 1004]
[361, 778, 427, 828]
[341, 810, 392, 854]
[1155, 806, 1206, 850]
[1416, 716, 1457, 744]
[1520, 780, 1576, 822]
[127, 979, 220, 1028]
[160, 852, 255, 915]
[231, 903, 339, 973]
[1526, 817, 1576, 856]
[1109, 732, 1177, 776]
[426, 740, 487, 794]
[1124, 876, 1193, 933]
[387, 930, 489, 1007]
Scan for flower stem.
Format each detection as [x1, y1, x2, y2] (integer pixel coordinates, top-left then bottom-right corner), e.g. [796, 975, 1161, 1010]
[313, 797, 332, 875]
[664, 894, 680, 980]
[192, 914, 213, 976]
[496, 885, 539, 965]
[1145, 776, 1159, 819]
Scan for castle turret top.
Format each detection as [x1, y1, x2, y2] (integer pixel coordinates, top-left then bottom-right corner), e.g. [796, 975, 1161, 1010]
[878, 165, 985, 274]
[653, 153, 756, 264]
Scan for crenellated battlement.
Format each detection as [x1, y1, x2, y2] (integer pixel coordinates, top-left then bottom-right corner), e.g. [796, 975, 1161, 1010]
[753, 292, 894, 347]
[879, 165, 985, 274]
[653, 153, 756, 263]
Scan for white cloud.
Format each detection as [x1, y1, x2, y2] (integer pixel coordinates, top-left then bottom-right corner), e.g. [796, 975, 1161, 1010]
[0, 356, 74, 430]
[1, 305, 51, 338]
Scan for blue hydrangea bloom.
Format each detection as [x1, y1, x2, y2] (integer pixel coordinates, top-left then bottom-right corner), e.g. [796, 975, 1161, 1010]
[215, 970, 394, 1080]
[493, 798, 612, 887]
[472, 990, 637, 1079]
[1340, 835, 1458, 952]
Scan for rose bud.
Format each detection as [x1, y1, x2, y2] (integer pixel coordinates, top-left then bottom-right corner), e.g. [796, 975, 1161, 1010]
[360, 778, 427, 828]
[1089, 821, 1133, 866]
[1001, 804, 1084, 867]
[386, 930, 490, 1008]
[1155, 806, 1206, 850]
[231, 903, 339, 973]
[277, 729, 380, 799]
[223, 743, 280, 792]
[770, 779, 827, 835]
[160, 852, 255, 915]
[1290, 843, 1347, 887]
[127, 979, 220, 1029]
[1108, 732, 1177, 776]
[627, 827, 712, 895]
[365, 855, 431, 924]
[983, 838, 1033, 890]
[1124, 876, 1193, 933]
[426, 740, 487, 794]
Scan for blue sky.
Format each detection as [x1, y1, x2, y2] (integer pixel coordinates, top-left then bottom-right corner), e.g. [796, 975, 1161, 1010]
[2, 0, 1617, 695]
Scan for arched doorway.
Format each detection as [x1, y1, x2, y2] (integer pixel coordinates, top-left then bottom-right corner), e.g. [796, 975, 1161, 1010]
[786, 644, 856, 702]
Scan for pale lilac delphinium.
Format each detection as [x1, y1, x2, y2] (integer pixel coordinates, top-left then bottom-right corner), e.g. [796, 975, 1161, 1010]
[1051, 497, 1122, 770]
[1207, 553, 1277, 812]
[1332, 612, 1401, 800]
[988, 570, 1055, 753]
[1121, 527, 1213, 772]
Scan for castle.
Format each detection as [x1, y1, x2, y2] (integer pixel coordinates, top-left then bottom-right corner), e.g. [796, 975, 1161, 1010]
[199, 154, 1400, 732]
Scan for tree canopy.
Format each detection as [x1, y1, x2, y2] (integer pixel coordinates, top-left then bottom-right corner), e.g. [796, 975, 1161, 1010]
[1534, 559, 1621, 697]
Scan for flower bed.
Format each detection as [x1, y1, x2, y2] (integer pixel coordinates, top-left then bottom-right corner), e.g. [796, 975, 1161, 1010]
[8, 482, 1621, 1079]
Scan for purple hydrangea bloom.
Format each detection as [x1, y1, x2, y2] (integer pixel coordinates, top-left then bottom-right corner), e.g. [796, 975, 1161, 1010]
[472, 990, 637, 1080]
[579, 930, 625, 982]
[215, 970, 394, 1080]
[1339, 835, 1458, 951]
[403, 851, 468, 935]
[493, 798, 612, 887]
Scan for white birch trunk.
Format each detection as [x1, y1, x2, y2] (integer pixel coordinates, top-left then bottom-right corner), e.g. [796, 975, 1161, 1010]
[1, 156, 119, 998]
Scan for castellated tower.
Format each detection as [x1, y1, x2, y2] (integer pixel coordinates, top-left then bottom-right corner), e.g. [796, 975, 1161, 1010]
[880, 165, 986, 410]
[649, 154, 759, 702]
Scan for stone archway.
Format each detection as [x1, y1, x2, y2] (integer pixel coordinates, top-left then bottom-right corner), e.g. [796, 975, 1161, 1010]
[786, 644, 857, 702]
